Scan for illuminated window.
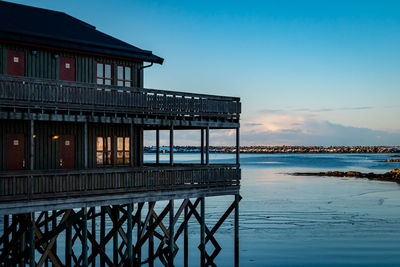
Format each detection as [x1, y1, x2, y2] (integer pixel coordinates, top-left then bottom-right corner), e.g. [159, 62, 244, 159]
[96, 137, 112, 165]
[97, 62, 112, 88]
[117, 65, 132, 87]
[116, 137, 130, 165]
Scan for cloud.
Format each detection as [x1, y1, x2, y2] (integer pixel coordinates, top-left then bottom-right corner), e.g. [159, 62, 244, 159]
[237, 117, 400, 146]
[143, 112, 400, 146]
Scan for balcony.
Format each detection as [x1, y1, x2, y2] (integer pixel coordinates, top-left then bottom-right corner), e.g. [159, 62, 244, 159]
[0, 164, 241, 214]
[0, 75, 240, 124]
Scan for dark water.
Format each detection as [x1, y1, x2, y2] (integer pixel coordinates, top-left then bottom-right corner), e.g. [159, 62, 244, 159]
[146, 153, 400, 266]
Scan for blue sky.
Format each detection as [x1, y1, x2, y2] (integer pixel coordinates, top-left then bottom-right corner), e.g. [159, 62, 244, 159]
[9, 0, 400, 145]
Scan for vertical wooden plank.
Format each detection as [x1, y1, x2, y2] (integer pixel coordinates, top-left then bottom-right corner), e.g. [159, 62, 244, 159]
[82, 207, 88, 267]
[206, 127, 209, 165]
[127, 203, 133, 266]
[184, 204, 189, 267]
[52, 210, 57, 258]
[29, 212, 35, 267]
[130, 123, 134, 167]
[148, 202, 154, 267]
[200, 197, 205, 267]
[136, 204, 141, 265]
[66, 214, 72, 267]
[30, 120, 34, 170]
[169, 199, 174, 266]
[84, 121, 88, 169]
[156, 129, 160, 164]
[113, 206, 118, 265]
[236, 127, 240, 165]
[235, 194, 239, 267]
[100, 206, 105, 267]
[170, 126, 174, 165]
[201, 129, 204, 165]
[91, 207, 96, 267]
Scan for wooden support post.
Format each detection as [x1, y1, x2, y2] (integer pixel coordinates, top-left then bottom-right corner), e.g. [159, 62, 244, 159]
[84, 121, 88, 169]
[130, 123, 134, 167]
[82, 207, 88, 267]
[169, 199, 174, 266]
[184, 204, 189, 267]
[100, 207, 105, 267]
[30, 119, 34, 170]
[127, 203, 133, 266]
[91, 207, 96, 267]
[137, 205, 142, 265]
[4, 215, 9, 260]
[52, 210, 57, 260]
[66, 215, 72, 267]
[149, 202, 154, 267]
[236, 127, 240, 165]
[156, 129, 160, 164]
[113, 206, 119, 265]
[20, 217, 26, 266]
[235, 194, 239, 267]
[29, 212, 35, 267]
[206, 127, 209, 165]
[201, 129, 204, 165]
[170, 125, 174, 165]
[200, 197, 205, 267]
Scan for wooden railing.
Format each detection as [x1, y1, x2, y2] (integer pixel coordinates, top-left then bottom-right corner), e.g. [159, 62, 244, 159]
[0, 165, 240, 203]
[0, 75, 240, 120]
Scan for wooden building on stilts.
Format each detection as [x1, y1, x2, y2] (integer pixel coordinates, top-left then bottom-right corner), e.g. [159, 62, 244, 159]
[0, 1, 241, 266]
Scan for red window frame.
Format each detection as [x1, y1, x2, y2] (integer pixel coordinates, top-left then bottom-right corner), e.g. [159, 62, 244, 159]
[96, 62, 113, 86]
[117, 65, 133, 87]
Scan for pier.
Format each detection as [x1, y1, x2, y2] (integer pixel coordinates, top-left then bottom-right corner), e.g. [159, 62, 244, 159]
[0, 2, 241, 266]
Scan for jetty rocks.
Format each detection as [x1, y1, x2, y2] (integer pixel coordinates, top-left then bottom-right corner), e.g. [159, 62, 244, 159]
[291, 169, 400, 184]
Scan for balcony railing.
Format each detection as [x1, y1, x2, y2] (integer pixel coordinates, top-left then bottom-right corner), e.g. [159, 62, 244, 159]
[0, 75, 241, 121]
[0, 165, 240, 203]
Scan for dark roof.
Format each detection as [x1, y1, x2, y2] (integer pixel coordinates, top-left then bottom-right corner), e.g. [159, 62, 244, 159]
[0, 1, 163, 64]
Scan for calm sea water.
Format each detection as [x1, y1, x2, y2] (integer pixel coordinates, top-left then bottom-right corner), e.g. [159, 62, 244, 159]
[146, 153, 400, 266]
[3, 153, 399, 266]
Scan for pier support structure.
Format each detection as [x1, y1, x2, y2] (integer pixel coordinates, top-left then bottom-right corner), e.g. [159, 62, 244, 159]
[0, 195, 241, 266]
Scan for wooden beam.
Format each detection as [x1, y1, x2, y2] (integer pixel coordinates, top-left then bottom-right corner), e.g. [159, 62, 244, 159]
[201, 129, 204, 165]
[29, 212, 35, 267]
[130, 124, 134, 168]
[82, 207, 88, 267]
[156, 130, 160, 164]
[200, 197, 205, 267]
[168, 199, 174, 266]
[65, 215, 72, 267]
[235, 194, 239, 267]
[184, 204, 189, 267]
[205, 127, 209, 165]
[136, 205, 141, 265]
[83, 121, 88, 169]
[170, 125, 174, 165]
[30, 120, 34, 170]
[127, 203, 133, 266]
[236, 127, 240, 165]
[148, 202, 154, 267]
[100, 207, 105, 267]
[112, 206, 119, 265]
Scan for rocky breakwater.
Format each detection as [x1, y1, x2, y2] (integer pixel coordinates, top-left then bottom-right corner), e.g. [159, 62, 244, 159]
[291, 169, 400, 184]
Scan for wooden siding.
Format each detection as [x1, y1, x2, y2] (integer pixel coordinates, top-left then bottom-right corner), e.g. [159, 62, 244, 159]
[0, 120, 142, 171]
[0, 165, 241, 203]
[0, 120, 29, 171]
[0, 43, 142, 85]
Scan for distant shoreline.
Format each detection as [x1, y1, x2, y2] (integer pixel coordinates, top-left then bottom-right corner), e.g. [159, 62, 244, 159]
[145, 145, 400, 154]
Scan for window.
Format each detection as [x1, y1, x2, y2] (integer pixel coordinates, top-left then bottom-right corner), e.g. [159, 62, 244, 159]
[117, 137, 130, 165]
[96, 137, 112, 165]
[117, 65, 132, 87]
[97, 63, 112, 86]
